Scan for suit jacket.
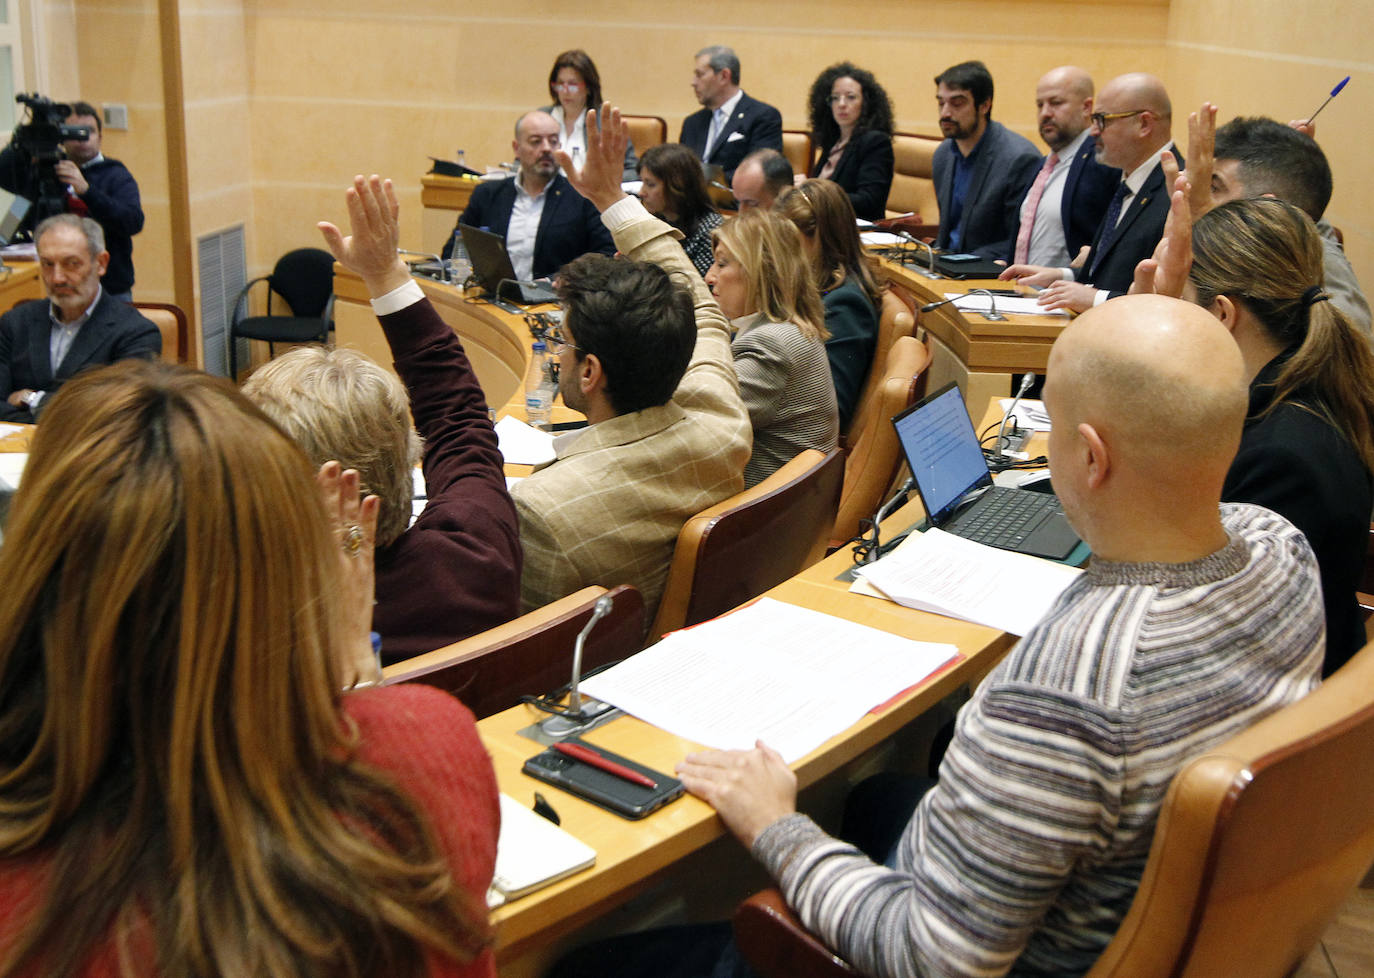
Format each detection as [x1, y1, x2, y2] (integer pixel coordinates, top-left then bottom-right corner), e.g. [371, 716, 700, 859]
[679, 92, 784, 181]
[1057, 139, 1119, 263]
[0, 291, 160, 421]
[811, 128, 894, 221]
[444, 172, 614, 278]
[1074, 146, 1182, 297]
[511, 200, 752, 619]
[933, 121, 1042, 260]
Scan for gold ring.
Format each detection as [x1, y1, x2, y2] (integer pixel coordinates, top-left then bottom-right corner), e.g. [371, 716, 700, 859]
[344, 525, 364, 556]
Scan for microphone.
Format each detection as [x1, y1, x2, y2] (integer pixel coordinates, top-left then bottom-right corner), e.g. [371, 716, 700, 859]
[890, 230, 937, 273]
[991, 371, 1035, 470]
[919, 294, 962, 314]
[864, 475, 915, 564]
[920, 289, 1004, 321]
[540, 594, 617, 738]
[396, 247, 450, 284]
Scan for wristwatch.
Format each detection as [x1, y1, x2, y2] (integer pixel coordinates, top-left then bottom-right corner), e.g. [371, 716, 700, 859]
[22, 390, 40, 409]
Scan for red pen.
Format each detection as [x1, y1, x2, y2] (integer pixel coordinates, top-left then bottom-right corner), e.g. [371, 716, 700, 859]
[553, 741, 657, 789]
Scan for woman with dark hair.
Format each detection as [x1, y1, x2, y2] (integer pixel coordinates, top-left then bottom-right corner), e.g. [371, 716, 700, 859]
[778, 179, 885, 430]
[805, 62, 895, 221]
[1188, 196, 1374, 675]
[707, 209, 838, 486]
[0, 177, 500, 978]
[638, 143, 722, 276]
[544, 49, 637, 180]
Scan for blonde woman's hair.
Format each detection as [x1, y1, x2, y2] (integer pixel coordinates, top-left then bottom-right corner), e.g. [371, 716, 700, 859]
[242, 346, 422, 547]
[0, 360, 488, 978]
[712, 208, 828, 342]
[1190, 197, 1374, 473]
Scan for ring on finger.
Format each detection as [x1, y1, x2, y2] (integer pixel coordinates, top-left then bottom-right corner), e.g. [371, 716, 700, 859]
[343, 524, 365, 556]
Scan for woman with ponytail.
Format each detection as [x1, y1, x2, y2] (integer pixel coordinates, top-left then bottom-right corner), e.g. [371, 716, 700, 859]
[1188, 196, 1374, 674]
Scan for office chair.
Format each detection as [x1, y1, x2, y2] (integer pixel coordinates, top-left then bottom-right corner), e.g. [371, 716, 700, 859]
[228, 247, 336, 380]
[732, 637, 1374, 978]
[831, 333, 931, 549]
[382, 584, 645, 721]
[648, 448, 845, 642]
[132, 301, 190, 364]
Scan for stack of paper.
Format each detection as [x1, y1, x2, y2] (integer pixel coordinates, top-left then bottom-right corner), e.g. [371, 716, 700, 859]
[487, 793, 596, 908]
[495, 415, 556, 465]
[579, 598, 959, 763]
[855, 528, 1081, 636]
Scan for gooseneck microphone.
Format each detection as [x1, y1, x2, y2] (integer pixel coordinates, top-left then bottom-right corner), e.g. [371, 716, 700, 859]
[920, 289, 1004, 321]
[396, 247, 450, 284]
[993, 371, 1035, 468]
[539, 594, 617, 738]
[567, 595, 613, 717]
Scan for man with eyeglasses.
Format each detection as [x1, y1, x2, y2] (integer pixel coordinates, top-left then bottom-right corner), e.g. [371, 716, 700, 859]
[1001, 73, 1179, 312]
[441, 110, 614, 280]
[679, 45, 783, 183]
[931, 60, 1042, 260]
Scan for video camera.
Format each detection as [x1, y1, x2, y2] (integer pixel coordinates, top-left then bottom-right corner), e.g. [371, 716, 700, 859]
[9, 93, 92, 221]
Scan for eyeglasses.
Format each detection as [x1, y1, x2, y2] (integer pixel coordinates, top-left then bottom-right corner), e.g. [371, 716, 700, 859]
[828, 93, 861, 105]
[1091, 109, 1147, 130]
[546, 326, 581, 355]
[553, 81, 584, 92]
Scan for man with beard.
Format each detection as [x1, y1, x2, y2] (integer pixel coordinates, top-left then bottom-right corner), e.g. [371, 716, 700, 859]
[931, 60, 1041, 260]
[1011, 66, 1119, 267]
[442, 110, 613, 278]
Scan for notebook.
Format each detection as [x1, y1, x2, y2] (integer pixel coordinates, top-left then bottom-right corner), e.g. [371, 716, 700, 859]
[892, 382, 1080, 561]
[486, 793, 596, 908]
[457, 223, 558, 305]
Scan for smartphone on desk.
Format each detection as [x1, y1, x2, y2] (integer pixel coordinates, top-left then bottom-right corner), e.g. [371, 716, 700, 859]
[523, 738, 684, 820]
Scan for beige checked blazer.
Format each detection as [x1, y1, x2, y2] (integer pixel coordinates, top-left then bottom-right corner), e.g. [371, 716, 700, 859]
[511, 199, 752, 618]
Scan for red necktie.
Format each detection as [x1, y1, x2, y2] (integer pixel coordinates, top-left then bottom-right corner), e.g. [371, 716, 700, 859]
[1013, 153, 1058, 265]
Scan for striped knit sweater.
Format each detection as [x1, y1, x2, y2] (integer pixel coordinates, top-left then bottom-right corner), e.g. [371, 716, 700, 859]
[731, 313, 839, 487]
[754, 503, 1324, 978]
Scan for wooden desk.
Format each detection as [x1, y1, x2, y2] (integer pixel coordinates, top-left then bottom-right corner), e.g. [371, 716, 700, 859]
[880, 257, 1068, 413]
[481, 500, 1016, 975]
[421, 173, 480, 255]
[333, 267, 553, 412]
[0, 262, 43, 313]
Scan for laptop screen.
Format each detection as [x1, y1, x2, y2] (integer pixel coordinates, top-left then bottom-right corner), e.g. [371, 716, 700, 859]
[0, 190, 31, 246]
[892, 382, 993, 524]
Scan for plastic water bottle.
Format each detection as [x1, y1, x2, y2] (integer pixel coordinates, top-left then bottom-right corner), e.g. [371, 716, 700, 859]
[447, 227, 472, 287]
[525, 341, 554, 429]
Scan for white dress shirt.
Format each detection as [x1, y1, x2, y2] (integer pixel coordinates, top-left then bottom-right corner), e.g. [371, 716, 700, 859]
[1021, 128, 1090, 267]
[507, 172, 550, 281]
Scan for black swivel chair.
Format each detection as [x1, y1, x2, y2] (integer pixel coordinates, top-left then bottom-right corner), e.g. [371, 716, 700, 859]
[229, 247, 336, 379]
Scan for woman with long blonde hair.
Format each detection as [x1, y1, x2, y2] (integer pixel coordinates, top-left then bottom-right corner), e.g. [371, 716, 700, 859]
[1188, 196, 1374, 675]
[707, 208, 839, 486]
[0, 251, 498, 975]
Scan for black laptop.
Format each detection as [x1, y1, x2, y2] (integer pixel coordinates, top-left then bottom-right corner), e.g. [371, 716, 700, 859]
[892, 382, 1081, 560]
[0, 190, 31, 246]
[457, 223, 558, 305]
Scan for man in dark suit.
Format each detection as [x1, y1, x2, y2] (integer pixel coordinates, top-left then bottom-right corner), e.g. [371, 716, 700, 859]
[0, 213, 159, 421]
[931, 61, 1042, 261]
[678, 45, 782, 183]
[1010, 66, 1119, 267]
[442, 110, 613, 280]
[1001, 73, 1178, 313]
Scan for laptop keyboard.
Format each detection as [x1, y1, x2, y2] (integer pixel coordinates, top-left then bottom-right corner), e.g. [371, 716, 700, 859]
[947, 487, 1065, 550]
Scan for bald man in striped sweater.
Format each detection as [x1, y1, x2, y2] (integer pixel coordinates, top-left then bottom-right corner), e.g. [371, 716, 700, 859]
[678, 294, 1325, 978]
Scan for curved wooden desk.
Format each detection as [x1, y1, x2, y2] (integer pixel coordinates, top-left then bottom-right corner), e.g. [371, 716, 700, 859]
[332, 267, 547, 412]
[880, 257, 1068, 412]
[0, 262, 44, 313]
[421, 173, 482, 254]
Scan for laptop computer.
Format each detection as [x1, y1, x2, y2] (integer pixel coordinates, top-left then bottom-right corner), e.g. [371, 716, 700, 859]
[892, 382, 1081, 560]
[0, 189, 32, 246]
[457, 223, 558, 305]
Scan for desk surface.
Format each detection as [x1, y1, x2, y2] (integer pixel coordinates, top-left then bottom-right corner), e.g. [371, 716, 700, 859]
[482, 405, 1028, 968]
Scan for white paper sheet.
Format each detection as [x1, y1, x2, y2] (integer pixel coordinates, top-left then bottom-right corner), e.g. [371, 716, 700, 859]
[579, 598, 958, 763]
[495, 414, 556, 465]
[859, 231, 907, 247]
[942, 292, 1070, 318]
[855, 527, 1081, 636]
[0, 452, 27, 489]
[997, 397, 1052, 432]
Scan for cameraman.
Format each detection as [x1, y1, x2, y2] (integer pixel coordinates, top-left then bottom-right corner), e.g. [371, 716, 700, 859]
[0, 100, 144, 301]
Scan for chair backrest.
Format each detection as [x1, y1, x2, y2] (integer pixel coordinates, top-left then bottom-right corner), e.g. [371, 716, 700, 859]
[268, 247, 336, 319]
[132, 301, 190, 364]
[1086, 638, 1374, 978]
[886, 131, 943, 223]
[623, 115, 668, 155]
[648, 448, 845, 641]
[831, 334, 931, 548]
[845, 289, 915, 443]
[381, 584, 646, 720]
[781, 130, 813, 179]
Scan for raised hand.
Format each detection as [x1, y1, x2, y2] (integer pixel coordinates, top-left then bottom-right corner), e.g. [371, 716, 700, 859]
[317, 460, 383, 689]
[318, 174, 411, 297]
[556, 102, 629, 213]
[1130, 173, 1192, 299]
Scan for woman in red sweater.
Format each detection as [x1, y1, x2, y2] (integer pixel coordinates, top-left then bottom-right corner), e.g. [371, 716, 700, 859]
[0, 355, 499, 977]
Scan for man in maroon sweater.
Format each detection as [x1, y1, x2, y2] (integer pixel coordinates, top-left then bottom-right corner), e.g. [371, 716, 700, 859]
[244, 177, 521, 664]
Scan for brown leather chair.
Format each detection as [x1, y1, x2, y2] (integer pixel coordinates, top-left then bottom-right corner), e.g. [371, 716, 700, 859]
[831, 334, 931, 548]
[623, 115, 668, 156]
[884, 131, 943, 237]
[133, 301, 190, 364]
[732, 638, 1374, 978]
[782, 130, 813, 179]
[382, 584, 645, 720]
[843, 289, 916, 446]
[648, 448, 845, 641]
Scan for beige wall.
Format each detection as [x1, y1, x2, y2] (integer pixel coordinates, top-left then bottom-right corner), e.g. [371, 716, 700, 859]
[39, 0, 1373, 365]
